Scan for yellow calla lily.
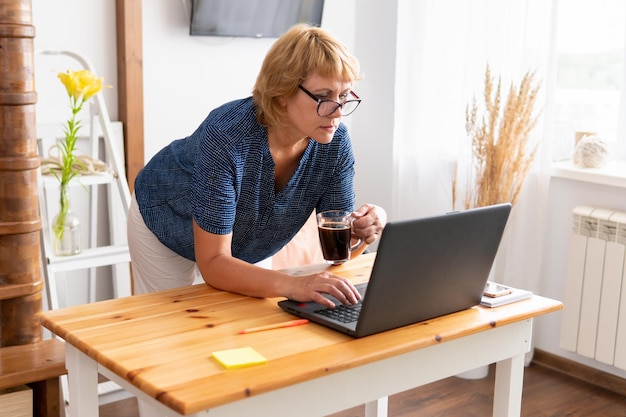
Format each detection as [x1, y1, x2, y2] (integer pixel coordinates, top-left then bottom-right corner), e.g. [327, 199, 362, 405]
[57, 69, 111, 102]
[58, 70, 82, 100]
[51, 68, 111, 244]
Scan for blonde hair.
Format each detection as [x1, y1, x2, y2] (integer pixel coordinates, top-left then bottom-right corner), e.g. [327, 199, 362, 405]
[253, 24, 361, 127]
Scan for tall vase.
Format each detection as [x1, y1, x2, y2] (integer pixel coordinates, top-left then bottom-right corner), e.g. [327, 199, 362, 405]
[52, 186, 81, 256]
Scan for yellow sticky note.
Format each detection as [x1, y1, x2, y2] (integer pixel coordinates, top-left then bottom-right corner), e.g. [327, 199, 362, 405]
[211, 347, 267, 369]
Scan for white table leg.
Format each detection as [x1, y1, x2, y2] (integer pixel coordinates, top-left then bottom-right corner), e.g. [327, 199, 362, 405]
[364, 397, 388, 417]
[492, 353, 525, 417]
[66, 343, 100, 417]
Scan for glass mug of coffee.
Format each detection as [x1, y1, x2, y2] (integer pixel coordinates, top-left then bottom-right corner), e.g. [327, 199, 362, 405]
[316, 210, 362, 265]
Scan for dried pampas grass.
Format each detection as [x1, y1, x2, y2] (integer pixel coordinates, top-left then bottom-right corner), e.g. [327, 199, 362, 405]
[454, 65, 540, 209]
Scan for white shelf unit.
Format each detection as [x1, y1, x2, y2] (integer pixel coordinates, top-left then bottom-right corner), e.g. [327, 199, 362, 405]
[37, 119, 132, 310]
[36, 50, 134, 409]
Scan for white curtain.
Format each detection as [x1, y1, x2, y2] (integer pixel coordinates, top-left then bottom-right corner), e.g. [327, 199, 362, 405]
[392, 0, 555, 291]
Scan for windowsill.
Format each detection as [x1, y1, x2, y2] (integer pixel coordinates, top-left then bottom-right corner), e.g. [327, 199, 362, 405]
[551, 160, 626, 189]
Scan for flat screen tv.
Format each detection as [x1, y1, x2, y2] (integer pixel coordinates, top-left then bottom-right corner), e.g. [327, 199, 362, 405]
[190, 0, 325, 38]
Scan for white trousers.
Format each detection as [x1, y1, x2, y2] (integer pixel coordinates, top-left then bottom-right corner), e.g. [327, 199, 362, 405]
[127, 193, 201, 295]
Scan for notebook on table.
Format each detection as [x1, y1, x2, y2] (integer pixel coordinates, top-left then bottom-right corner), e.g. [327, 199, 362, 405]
[278, 203, 512, 338]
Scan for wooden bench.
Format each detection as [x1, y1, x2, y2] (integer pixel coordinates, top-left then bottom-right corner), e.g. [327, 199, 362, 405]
[0, 251, 67, 417]
[0, 339, 66, 417]
[0, 281, 67, 417]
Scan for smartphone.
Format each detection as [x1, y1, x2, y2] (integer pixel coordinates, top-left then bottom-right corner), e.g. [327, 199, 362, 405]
[483, 282, 513, 298]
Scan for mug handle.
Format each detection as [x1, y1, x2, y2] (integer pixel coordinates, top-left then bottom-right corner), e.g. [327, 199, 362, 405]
[349, 238, 367, 260]
[350, 238, 364, 251]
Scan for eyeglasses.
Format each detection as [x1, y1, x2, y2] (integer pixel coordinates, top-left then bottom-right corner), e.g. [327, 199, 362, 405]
[298, 85, 361, 117]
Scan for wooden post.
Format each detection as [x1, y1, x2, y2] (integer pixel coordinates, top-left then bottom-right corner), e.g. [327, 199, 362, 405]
[116, 0, 144, 192]
[0, 0, 43, 347]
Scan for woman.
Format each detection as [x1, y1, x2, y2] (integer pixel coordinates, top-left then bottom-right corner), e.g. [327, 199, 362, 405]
[127, 23, 386, 311]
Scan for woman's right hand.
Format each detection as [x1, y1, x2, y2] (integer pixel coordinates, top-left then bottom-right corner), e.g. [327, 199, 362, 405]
[283, 271, 361, 309]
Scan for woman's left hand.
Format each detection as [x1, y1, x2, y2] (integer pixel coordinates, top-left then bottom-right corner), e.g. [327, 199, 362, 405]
[351, 204, 387, 245]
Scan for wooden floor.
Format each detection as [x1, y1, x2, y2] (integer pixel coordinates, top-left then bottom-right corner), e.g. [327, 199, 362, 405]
[100, 362, 626, 417]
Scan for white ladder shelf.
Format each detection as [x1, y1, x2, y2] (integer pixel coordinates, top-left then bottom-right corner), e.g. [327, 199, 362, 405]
[37, 50, 132, 309]
[36, 50, 134, 408]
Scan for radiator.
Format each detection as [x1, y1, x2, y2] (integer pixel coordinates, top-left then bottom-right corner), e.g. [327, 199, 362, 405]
[560, 206, 626, 370]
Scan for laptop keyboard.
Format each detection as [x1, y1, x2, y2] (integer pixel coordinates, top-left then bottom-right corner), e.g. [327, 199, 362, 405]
[315, 302, 362, 323]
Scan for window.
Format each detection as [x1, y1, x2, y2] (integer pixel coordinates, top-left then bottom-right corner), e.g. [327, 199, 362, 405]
[552, 0, 626, 162]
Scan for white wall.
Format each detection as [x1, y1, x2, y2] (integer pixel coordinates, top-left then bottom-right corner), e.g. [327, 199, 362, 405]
[351, 0, 397, 213]
[142, 2, 271, 161]
[31, 0, 626, 378]
[33, 0, 118, 123]
[142, 0, 357, 161]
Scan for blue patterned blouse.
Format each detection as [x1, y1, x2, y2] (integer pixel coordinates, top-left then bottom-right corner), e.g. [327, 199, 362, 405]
[134, 97, 356, 263]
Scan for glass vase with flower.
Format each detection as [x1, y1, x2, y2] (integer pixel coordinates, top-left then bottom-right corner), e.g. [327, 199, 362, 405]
[47, 69, 108, 256]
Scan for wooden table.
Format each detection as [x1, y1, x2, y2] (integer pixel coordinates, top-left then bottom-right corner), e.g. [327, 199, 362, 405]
[38, 253, 562, 417]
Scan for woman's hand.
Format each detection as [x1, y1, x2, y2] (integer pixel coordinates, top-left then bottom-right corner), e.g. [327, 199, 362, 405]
[351, 204, 387, 245]
[283, 271, 361, 309]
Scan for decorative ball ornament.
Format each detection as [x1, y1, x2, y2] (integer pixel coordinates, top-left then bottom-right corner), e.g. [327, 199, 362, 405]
[573, 135, 609, 168]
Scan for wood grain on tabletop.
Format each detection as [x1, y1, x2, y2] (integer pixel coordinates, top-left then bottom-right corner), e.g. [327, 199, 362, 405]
[37, 252, 562, 415]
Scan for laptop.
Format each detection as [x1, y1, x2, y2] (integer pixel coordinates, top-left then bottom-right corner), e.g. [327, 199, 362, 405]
[278, 203, 512, 338]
